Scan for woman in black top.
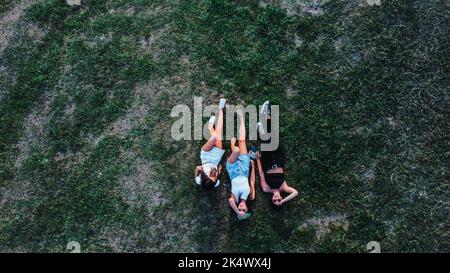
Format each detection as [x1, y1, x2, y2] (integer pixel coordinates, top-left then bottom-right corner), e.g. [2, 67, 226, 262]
[255, 101, 298, 206]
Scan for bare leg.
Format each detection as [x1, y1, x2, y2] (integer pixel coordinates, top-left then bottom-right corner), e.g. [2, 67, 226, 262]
[215, 108, 223, 149]
[208, 123, 215, 136]
[237, 110, 247, 154]
[228, 137, 240, 163]
[202, 133, 217, 152]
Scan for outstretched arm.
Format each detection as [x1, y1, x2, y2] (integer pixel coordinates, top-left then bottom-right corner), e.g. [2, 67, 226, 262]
[256, 152, 273, 193]
[280, 184, 298, 204]
[249, 160, 256, 200]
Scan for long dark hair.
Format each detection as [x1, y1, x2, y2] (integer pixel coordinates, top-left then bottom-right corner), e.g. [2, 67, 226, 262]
[200, 168, 217, 190]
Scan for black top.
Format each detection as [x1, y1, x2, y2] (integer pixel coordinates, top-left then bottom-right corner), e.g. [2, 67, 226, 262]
[261, 147, 285, 190]
[266, 172, 285, 189]
[258, 112, 286, 190]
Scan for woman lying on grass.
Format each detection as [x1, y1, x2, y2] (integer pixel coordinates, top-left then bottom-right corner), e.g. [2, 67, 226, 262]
[227, 110, 256, 219]
[194, 98, 226, 190]
[256, 101, 298, 207]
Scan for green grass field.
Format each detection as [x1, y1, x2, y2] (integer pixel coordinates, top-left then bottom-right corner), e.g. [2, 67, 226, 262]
[0, 0, 448, 252]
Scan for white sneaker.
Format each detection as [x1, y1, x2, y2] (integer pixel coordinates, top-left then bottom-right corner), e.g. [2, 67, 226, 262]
[260, 100, 270, 115]
[209, 115, 216, 125]
[219, 98, 226, 109]
[257, 122, 265, 135]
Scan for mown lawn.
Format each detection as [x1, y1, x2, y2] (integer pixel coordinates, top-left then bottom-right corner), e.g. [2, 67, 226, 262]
[0, 0, 448, 252]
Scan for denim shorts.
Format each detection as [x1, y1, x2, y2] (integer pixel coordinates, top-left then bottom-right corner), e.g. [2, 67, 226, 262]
[200, 147, 225, 166]
[226, 154, 251, 181]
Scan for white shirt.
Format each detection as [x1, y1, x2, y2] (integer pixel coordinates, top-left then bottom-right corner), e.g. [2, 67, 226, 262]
[195, 163, 220, 188]
[202, 162, 216, 177]
[231, 176, 250, 202]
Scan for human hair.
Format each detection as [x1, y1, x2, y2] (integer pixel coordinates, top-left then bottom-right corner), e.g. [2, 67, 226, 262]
[271, 201, 283, 210]
[200, 169, 216, 190]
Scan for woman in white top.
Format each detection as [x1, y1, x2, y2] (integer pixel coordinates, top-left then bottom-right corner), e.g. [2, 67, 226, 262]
[194, 99, 226, 190]
[226, 110, 256, 219]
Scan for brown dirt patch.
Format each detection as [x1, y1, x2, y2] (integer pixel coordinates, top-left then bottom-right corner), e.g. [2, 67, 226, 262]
[299, 214, 349, 239]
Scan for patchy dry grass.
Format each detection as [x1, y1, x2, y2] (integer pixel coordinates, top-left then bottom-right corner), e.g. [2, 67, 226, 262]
[0, 0, 38, 53]
[0, 0, 449, 252]
[300, 214, 349, 239]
